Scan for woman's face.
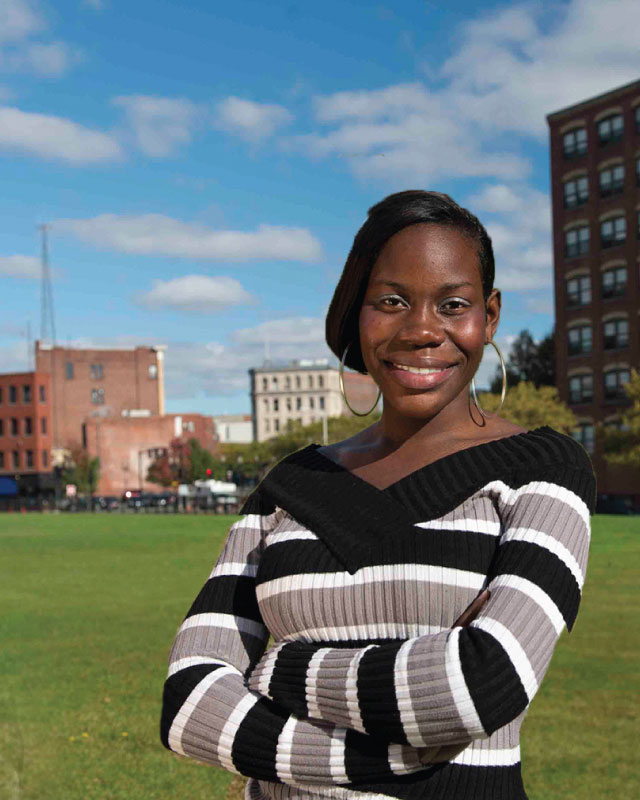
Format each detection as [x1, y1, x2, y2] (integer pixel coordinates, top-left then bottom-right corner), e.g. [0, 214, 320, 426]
[358, 223, 500, 423]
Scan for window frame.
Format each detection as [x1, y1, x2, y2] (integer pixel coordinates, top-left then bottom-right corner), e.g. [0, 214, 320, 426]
[598, 164, 624, 197]
[562, 127, 587, 159]
[600, 215, 626, 249]
[567, 324, 592, 356]
[566, 274, 591, 307]
[603, 318, 629, 350]
[597, 113, 623, 145]
[563, 175, 589, 208]
[564, 225, 590, 258]
[568, 373, 594, 404]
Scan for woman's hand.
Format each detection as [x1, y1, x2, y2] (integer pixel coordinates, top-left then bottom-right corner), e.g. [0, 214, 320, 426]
[452, 589, 490, 628]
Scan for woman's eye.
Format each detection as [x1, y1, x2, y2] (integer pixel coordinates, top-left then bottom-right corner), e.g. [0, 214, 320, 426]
[379, 295, 405, 308]
[441, 299, 469, 312]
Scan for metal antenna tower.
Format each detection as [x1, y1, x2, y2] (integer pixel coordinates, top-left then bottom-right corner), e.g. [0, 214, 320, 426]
[39, 223, 57, 345]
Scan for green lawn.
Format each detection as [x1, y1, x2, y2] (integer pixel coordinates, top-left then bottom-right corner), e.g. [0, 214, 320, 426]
[1, 512, 638, 799]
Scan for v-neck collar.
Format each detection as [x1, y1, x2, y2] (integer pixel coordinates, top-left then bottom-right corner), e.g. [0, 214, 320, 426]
[258, 426, 562, 574]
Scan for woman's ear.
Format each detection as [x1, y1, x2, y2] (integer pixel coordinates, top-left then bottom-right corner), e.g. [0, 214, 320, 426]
[484, 288, 501, 341]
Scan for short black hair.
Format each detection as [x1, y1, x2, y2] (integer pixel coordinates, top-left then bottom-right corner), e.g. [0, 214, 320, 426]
[326, 190, 495, 373]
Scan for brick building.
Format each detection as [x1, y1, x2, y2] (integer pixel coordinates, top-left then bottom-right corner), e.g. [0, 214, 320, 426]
[249, 359, 380, 442]
[83, 412, 217, 496]
[0, 371, 55, 503]
[35, 341, 166, 456]
[547, 79, 640, 511]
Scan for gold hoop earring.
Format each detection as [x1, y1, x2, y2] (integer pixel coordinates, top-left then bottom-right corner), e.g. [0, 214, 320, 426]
[470, 340, 507, 419]
[339, 343, 381, 417]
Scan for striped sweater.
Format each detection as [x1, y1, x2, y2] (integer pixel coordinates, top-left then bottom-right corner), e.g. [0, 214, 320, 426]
[161, 425, 596, 799]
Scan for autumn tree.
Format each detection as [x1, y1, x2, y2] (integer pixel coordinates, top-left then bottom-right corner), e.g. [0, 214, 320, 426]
[62, 446, 100, 497]
[599, 368, 640, 471]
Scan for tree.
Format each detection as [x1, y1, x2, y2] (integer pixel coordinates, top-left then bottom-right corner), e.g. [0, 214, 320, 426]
[475, 381, 578, 433]
[146, 452, 174, 487]
[490, 329, 555, 393]
[62, 446, 100, 497]
[599, 368, 640, 471]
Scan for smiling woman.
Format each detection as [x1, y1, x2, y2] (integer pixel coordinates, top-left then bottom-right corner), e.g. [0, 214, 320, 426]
[160, 191, 596, 800]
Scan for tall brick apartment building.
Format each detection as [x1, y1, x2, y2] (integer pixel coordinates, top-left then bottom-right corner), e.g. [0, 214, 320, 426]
[547, 79, 640, 511]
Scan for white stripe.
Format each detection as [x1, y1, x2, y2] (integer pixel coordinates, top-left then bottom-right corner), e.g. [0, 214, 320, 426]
[395, 638, 427, 748]
[167, 656, 228, 678]
[444, 627, 485, 738]
[256, 641, 286, 699]
[345, 645, 375, 733]
[472, 617, 538, 701]
[388, 742, 421, 775]
[266, 530, 318, 543]
[178, 612, 265, 639]
[167, 666, 237, 755]
[414, 517, 501, 536]
[484, 479, 590, 531]
[275, 716, 298, 784]
[210, 561, 258, 578]
[217, 692, 260, 774]
[329, 727, 348, 784]
[258, 565, 485, 601]
[490, 574, 565, 635]
[450, 744, 521, 767]
[502, 527, 585, 588]
[305, 648, 332, 721]
[282, 622, 443, 642]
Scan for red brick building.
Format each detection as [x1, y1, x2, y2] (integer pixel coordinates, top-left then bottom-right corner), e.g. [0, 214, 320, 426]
[547, 79, 640, 511]
[35, 341, 166, 454]
[0, 371, 55, 503]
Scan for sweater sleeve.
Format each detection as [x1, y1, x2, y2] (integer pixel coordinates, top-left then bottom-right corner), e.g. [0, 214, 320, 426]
[160, 509, 430, 785]
[247, 458, 595, 748]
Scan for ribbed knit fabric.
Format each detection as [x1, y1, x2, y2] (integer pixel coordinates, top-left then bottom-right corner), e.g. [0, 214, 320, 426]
[160, 426, 596, 799]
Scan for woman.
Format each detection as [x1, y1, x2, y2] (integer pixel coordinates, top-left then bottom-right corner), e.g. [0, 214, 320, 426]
[160, 191, 595, 799]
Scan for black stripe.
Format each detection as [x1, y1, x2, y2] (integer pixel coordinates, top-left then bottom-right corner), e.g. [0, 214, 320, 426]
[490, 540, 581, 630]
[231, 697, 287, 781]
[358, 644, 407, 744]
[160, 663, 226, 749]
[343, 728, 395, 783]
[458, 627, 529, 735]
[184, 575, 261, 623]
[267, 643, 314, 718]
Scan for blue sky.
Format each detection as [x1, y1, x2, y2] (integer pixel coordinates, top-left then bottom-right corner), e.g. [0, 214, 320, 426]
[1, 0, 639, 415]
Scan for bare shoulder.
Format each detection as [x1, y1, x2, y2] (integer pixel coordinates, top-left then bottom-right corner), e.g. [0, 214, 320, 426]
[317, 425, 378, 468]
[468, 417, 528, 444]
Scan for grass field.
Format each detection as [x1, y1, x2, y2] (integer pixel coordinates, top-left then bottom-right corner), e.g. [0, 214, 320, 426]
[2, 512, 638, 799]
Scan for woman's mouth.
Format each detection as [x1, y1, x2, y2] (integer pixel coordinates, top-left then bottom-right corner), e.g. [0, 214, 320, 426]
[383, 360, 458, 389]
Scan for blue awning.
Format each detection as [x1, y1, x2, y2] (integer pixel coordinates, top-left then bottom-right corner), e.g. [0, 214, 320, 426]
[0, 477, 18, 497]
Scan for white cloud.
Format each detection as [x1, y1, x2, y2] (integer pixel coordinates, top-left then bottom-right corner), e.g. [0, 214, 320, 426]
[113, 95, 201, 157]
[82, 0, 106, 10]
[0, 106, 122, 164]
[0, 254, 41, 278]
[140, 275, 255, 313]
[53, 214, 322, 261]
[215, 96, 293, 142]
[233, 317, 325, 346]
[0, 0, 41, 44]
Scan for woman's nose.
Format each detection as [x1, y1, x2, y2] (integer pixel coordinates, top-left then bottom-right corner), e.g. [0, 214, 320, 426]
[394, 306, 445, 347]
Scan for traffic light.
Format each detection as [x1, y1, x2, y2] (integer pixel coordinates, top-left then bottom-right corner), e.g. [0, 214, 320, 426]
[206, 468, 212, 477]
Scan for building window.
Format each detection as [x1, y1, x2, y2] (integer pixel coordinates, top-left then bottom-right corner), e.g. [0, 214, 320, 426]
[272, 377, 278, 389]
[273, 398, 279, 412]
[599, 164, 624, 197]
[308, 375, 313, 388]
[90, 363, 104, 380]
[265, 419, 270, 433]
[12, 450, 19, 469]
[566, 275, 591, 307]
[565, 226, 589, 257]
[597, 113, 623, 145]
[562, 128, 587, 159]
[600, 215, 626, 248]
[568, 325, 592, 356]
[636, 158, 640, 186]
[148, 364, 158, 379]
[563, 176, 588, 208]
[604, 368, 630, 401]
[0, 420, 3, 436]
[9, 385, 17, 404]
[286, 397, 292, 411]
[603, 318, 629, 350]
[10, 418, 18, 436]
[24, 417, 32, 435]
[41, 417, 47, 434]
[319, 396, 325, 410]
[22, 385, 32, 403]
[601, 266, 627, 299]
[262, 377, 268, 391]
[568, 374, 593, 404]
[0, 387, 2, 404]
[285, 376, 291, 389]
[274, 419, 280, 432]
[65, 361, 74, 380]
[25, 449, 33, 468]
[0, 452, 4, 469]
[39, 385, 45, 402]
[636, 106, 640, 133]
[318, 375, 324, 388]
[295, 375, 301, 388]
[637, 210, 640, 237]
[91, 388, 105, 405]
[309, 397, 315, 409]
[42, 450, 48, 468]
[296, 397, 302, 410]
[572, 423, 595, 454]
[263, 398, 269, 412]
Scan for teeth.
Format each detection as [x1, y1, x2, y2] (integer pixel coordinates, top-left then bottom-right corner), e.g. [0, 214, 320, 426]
[393, 364, 449, 374]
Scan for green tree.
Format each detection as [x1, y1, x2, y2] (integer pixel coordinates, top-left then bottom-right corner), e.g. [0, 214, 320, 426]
[599, 368, 640, 471]
[476, 381, 578, 433]
[491, 329, 555, 393]
[62, 446, 100, 497]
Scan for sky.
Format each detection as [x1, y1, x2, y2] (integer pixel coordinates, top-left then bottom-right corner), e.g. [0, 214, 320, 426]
[1, 0, 639, 415]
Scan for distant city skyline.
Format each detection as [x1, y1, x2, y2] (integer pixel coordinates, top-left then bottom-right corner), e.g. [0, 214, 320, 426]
[1, 0, 639, 414]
